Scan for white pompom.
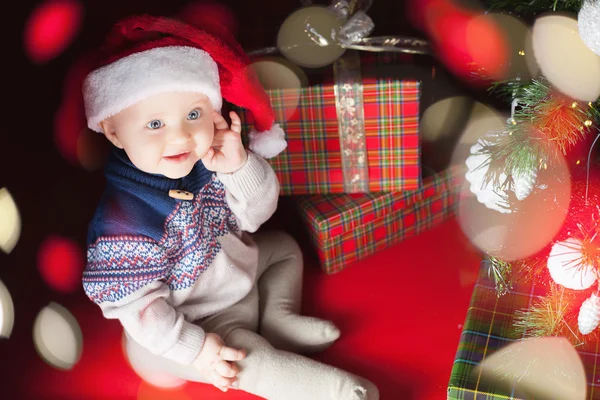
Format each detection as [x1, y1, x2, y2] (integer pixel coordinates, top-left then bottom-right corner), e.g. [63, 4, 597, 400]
[578, 293, 600, 335]
[579, 0, 600, 56]
[513, 168, 538, 201]
[547, 238, 598, 290]
[248, 123, 288, 159]
[465, 140, 512, 214]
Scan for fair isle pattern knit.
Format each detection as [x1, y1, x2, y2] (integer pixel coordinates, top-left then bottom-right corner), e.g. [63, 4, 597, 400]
[83, 176, 239, 304]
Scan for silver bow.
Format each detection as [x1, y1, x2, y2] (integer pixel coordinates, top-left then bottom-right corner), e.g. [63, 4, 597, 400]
[329, 0, 431, 55]
[329, 0, 374, 45]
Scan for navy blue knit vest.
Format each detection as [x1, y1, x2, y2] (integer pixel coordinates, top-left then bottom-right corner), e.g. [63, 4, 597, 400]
[87, 148, 215, 246]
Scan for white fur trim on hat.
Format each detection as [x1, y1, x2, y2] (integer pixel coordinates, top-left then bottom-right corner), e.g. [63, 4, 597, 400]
[248, 123, 287, 159]
[83, 46, 222, 132]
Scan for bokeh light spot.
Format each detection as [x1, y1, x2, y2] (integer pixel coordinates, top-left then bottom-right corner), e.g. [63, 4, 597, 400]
[457, 139, 570, 261]
[420, 96, 474, 143]
[33, 302, 83, 370]
[0, 188, 21, 254]
[472, 12, 539, 82]
[77, 128, 110, 171]
[424, 0, 508, 82]
[37, 235, 84, 294]
[277, 5, 346, 68]
[532, 14, 600, 102]
[476, 337, 586, 399]
[24, 0, 83, 64]
[250, 57, 308, 122]
[0, 279, 15, 338]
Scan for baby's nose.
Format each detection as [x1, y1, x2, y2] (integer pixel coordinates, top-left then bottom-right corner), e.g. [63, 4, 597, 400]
[169, 128, 192, 144]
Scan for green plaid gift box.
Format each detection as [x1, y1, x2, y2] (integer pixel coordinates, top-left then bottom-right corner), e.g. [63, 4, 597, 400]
[234, 52, 421, 195]
[296, 166, 461, 274]
[448, 261, 600, 400]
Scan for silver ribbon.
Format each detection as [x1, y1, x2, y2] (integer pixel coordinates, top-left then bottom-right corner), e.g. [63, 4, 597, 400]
[333, 50, 369, 192]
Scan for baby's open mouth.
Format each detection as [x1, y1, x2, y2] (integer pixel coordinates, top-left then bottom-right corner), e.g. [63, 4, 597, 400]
[163, 152, 191, 163]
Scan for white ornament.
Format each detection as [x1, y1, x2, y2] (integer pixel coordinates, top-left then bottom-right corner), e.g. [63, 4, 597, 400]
[465, 140, 512, 214]
[547, 238, 598, 290]
[579, 0, 600, 56]
[513, 168, 538, 201]
[578, 293, 600, 335]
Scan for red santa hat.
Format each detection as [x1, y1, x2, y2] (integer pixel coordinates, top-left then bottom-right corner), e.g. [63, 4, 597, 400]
[80, 12, 286, 159]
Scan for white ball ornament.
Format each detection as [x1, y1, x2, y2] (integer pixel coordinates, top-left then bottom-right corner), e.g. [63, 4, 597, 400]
[547, 238, 598, 290]
[579, 0, 600, 56]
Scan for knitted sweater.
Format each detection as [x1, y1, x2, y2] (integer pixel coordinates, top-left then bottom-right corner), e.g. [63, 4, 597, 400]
[82, 148, 279, 365]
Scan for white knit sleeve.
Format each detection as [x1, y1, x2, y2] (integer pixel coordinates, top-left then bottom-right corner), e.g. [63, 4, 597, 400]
[216, 151, 280, 232]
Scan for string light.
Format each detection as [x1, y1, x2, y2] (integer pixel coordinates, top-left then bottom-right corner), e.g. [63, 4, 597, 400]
[585, 120, 593, 127]
[572, 101, 578, 108]
[518, 50, 525, 56]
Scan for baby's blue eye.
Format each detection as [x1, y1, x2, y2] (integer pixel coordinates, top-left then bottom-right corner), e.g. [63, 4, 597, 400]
[188, 109, 201, 120]
[147, 120, 164, 130]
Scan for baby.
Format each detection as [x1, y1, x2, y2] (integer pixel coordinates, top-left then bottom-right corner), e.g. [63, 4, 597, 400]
[80, 13, 378, 400]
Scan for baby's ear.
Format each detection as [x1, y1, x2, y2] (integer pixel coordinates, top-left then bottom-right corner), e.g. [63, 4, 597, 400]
[99, 119, 123, 149]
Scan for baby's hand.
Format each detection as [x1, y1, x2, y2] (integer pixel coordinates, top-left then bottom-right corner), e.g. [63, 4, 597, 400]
[202, 111, 248, 174]
[193, 332, 246, 392]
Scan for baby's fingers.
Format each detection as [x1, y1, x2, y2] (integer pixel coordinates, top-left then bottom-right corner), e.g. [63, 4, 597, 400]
[219, 346, 246, 361]
[213, 360, 239, 378]
[209, 370, 236, 389]
[229, 111, 242, 134]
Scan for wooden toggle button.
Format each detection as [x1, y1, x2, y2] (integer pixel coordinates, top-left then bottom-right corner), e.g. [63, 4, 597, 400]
[168, 189, 194, 201]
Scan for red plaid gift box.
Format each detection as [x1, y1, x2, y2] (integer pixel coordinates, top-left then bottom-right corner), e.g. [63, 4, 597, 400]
[235, 51, 421, 195]
[296, 166, 462, 274]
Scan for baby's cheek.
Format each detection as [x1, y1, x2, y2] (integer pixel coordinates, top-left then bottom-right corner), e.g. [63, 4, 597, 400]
[128, 143, 164, 172]
[194, 134, 213, 155]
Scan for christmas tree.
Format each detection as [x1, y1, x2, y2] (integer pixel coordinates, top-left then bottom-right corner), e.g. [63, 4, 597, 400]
[462, 0, 600, 346]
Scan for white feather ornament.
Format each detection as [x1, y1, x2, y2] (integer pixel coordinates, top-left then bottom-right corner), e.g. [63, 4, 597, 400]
[465, 140, 511, 214]
[547, 238, 598, 290]
[578, 293, 600, 335]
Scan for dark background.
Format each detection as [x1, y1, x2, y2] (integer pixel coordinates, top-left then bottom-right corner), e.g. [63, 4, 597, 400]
[2, 0, 498, 397]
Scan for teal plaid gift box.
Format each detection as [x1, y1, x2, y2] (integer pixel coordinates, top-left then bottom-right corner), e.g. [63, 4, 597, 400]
[448, 261, 600, 399]
[296, 166, 461, 274]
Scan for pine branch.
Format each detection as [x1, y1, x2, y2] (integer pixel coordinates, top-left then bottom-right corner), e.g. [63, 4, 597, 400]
[513, 283, 583, 345]
[484, 0, 585, 14]
[486, 256, 513, 296]
[475, 78, 600, 189]
[513, 255, 551, 284]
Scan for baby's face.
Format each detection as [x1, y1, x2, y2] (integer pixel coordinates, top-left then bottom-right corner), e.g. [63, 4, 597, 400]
[101, 92, 215, 179]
